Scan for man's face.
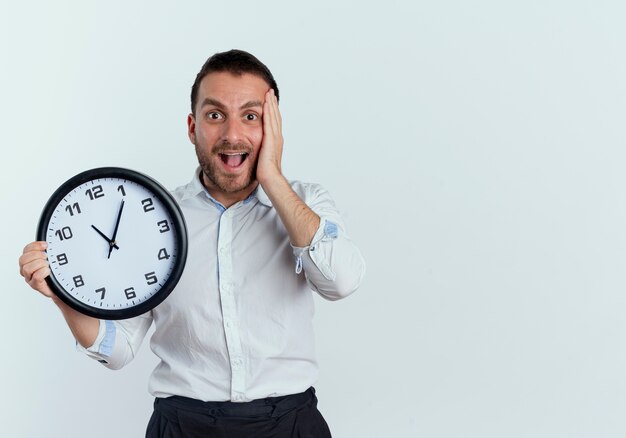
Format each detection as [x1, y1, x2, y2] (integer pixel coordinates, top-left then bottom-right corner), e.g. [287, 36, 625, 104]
[188, 72, 268, 198]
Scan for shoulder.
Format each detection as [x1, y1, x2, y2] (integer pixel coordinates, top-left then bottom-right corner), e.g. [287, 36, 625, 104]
[169, 180, 200, 204]
[169, 182, 189, 199]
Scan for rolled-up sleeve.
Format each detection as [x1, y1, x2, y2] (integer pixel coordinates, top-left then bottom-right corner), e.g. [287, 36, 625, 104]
[76, 312, 153, 370]
[291, 184, 366, 300]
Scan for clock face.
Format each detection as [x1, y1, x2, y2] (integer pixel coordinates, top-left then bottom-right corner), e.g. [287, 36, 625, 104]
[37, 168, 188, 320]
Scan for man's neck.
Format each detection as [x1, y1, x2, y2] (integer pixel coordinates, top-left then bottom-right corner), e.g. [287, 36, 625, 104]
[200, 172, 259, 209]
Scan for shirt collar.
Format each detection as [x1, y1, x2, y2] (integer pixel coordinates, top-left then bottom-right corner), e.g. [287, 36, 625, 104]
[180, 167, 273, 208]
[254, 185, 273, 208]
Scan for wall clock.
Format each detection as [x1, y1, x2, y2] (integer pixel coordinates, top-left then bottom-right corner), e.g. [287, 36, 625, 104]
[37, 167, 188, 320]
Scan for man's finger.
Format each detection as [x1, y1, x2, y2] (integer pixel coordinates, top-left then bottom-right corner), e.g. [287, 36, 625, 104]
[21, 258, 49, 282]
[23, 241, 47, 254]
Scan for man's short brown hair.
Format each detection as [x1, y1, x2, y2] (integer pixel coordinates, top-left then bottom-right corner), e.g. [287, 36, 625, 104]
[190, 49, 279, 114]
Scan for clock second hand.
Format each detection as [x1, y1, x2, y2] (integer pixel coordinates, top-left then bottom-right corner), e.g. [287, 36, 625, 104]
[91, 225, 120, 250]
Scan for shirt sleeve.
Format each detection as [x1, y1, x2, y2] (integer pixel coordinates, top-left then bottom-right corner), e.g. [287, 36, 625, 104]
[75, 312, 154, 370]
[291, 183, 366, 300]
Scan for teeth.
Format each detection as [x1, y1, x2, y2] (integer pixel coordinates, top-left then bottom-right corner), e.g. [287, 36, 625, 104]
[222, 152, 246, 156]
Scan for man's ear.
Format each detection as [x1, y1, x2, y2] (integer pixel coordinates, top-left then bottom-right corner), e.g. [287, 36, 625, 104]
[187, 113, 196, 144]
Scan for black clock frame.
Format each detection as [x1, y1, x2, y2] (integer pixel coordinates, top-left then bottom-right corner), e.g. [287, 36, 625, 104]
[36, 167, 188, 320]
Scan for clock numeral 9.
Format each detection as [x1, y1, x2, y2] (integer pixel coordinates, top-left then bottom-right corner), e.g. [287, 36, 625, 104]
[158, 248, 170, 260]
[142, 198, 155, 212]
[55, 226, 73, 241]
[65, 202, 81, 216]
[95, 287, 106, 300]
[56, 253, 68, 266]
[145, 272, 158, 285]
[73, 275, 84, 288]
[85, 185, 104, 200]
[124, 287, 136, 300]
[157, 220, 170, 233]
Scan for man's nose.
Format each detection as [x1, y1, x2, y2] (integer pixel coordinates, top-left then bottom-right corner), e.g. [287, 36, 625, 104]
[220, 118, 244, 144]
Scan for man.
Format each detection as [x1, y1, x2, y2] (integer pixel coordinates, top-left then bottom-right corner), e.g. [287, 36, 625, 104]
[19, 49, 365, 437]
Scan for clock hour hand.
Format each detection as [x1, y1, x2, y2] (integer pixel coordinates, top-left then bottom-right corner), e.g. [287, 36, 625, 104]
[108, 200, 125, 259]
[91, 225, 120, 250]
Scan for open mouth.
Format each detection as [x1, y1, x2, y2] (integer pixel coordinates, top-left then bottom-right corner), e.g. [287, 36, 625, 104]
[219, 152, 249, 168]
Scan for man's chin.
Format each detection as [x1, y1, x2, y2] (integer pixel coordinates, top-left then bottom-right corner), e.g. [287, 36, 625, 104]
[215, 176, 258, 195]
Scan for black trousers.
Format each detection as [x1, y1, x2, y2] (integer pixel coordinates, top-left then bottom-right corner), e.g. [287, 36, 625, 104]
[145, 387, 332, 438]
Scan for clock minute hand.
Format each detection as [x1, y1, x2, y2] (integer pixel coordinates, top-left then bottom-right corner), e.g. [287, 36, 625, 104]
[91, 225, 120, 250]
[108, 200, 125, 259]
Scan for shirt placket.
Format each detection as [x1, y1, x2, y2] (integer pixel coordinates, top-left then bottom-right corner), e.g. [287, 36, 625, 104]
[217, 208, 246, 401]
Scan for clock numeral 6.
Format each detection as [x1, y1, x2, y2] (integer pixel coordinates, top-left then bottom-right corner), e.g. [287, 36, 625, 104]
[142, 198, 155, 212]
[55, 226, 73, 241]
[145, 272, 158, 285]
[124, 287, 136, 300]
[85, 185, 104, 200]
[157, 220, 170, 233]
[158, 248, 170, 260]
[95, 287, 106, 300]
[56, 253, 68, 265]
[73, 275, 84, 288]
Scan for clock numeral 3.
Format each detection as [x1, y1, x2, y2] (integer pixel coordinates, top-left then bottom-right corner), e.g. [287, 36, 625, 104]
[124, 287, 136, 300]
[73, 275, 84, 288]
[56, 253, 68, 266]
[65, 203, 81, 216]
[157, 220, 170, 233]
[142, 198, 155, 212]
[54, 226, 73, 241]
[85, 185, 104, 200]
[158, 248, 170, 260]
[145, 272, 158, 285]
[95, 287, 106, 300]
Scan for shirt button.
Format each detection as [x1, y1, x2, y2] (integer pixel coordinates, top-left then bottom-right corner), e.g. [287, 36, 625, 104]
[219, 247, 228, 255]
[225, 321, 232, 328]
[233, 358, 242, 367]
[234, 393, 243, 401]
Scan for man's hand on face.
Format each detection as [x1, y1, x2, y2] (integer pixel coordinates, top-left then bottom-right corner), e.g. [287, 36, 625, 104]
[256, 88, 284, 185]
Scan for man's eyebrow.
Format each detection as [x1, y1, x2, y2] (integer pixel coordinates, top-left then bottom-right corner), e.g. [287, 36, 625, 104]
[239, 100, 263, 110]
[200, 98, 226, 109]
[199, 98, 263, 111]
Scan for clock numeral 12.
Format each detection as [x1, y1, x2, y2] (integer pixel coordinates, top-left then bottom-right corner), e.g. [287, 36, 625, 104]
[85, 185, 104, 200]
[95, 287, 106, 300]
[145, 272, 158, 285]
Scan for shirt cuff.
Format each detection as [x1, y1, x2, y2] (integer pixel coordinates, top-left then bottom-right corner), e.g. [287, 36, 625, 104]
[291, 218, 339, 278]
[76, 320, 116, 363]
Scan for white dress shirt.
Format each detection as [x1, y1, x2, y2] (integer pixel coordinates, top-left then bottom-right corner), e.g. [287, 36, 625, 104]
[80, 168, 365, 402]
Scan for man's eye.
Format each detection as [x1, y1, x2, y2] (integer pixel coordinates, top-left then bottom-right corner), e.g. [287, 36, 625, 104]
[207, 112, 223, 120]
[245, 114, 258, 121]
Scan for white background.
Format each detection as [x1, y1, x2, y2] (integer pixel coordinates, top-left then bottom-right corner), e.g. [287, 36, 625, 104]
[2, 1, 626, 437]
